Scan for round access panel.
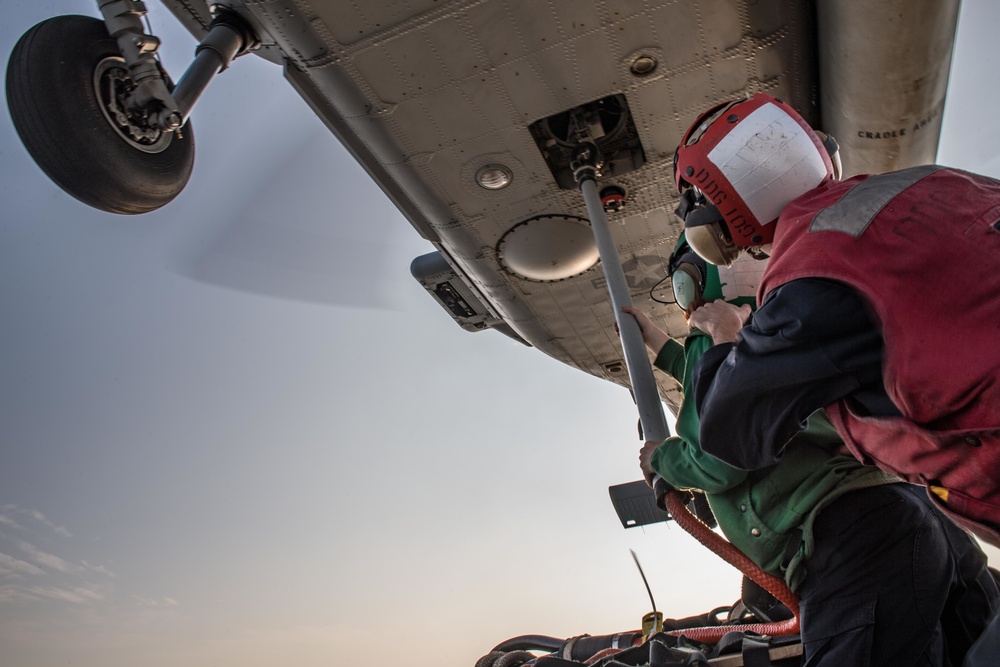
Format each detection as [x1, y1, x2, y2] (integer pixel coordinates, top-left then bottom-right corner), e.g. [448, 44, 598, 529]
[498, 215, 599, 281]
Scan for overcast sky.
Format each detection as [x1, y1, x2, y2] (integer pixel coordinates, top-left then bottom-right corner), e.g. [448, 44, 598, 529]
[2, 2, 999, 666]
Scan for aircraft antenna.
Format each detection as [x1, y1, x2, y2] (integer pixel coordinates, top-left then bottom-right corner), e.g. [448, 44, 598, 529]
[629, 548, 656, 614]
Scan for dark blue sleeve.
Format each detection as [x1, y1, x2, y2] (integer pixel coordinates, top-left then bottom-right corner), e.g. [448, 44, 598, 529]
[691, 278, 895, 470]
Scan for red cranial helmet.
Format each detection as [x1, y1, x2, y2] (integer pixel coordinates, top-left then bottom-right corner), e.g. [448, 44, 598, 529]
[673, 93, 839, 265]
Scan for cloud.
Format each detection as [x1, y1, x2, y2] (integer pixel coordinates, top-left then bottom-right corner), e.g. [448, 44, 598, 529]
[0, 551, 45, 577]
[23, 585, 104, 604]
[0, 505, 71, 537]
[27, 510, 72, 538]
[0, 584, 105, 605]
[15, 539, 80, 574]
[0, 513, 24, 531]
[82, 560, 116, 578]
[134, 595, 180, 607]
[0, 515, 119, 611]
[0, 585, 42, 603]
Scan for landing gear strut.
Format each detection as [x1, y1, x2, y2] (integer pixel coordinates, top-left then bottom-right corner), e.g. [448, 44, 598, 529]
[6, 5, 256, 214]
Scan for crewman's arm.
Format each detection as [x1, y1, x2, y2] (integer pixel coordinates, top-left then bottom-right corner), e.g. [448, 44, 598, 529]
[690, 278, 896, 470]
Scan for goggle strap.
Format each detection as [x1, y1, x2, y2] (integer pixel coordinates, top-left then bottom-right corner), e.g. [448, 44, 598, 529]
[674, 188, 699, 221]
[684, 202, 725, 229]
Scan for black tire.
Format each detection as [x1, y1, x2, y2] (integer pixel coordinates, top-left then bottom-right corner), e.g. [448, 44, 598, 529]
[6, 15, 194, 214]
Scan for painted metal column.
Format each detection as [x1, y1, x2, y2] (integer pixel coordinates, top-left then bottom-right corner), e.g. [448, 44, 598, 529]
[573, 143, 669, 443]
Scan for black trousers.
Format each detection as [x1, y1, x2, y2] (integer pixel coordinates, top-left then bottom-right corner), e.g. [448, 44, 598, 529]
[797, 484, 999, 666]
[963, 608, 1000, 666]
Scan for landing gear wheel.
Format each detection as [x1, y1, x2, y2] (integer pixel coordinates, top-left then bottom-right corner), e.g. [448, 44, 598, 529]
[6, 15, 195, 214]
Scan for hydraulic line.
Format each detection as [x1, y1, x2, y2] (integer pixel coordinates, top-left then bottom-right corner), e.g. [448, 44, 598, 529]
[661, 489, 800, 643]
[491, 635, 566, 653]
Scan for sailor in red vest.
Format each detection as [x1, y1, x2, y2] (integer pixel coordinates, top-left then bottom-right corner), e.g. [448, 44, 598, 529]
[670, 92, 1000, 548]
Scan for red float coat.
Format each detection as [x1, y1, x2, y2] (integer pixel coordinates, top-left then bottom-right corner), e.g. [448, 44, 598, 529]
[759, 165, 1000, 544]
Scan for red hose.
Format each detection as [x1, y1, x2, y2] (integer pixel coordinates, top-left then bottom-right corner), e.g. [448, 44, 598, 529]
[661, 489, 800, 643]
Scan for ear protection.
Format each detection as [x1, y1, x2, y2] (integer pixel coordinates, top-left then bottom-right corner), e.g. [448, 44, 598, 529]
[667, 244, 708, 313]
[674, 188, 740, 267]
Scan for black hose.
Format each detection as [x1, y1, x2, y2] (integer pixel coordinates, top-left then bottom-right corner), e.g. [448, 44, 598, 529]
[566, 632, 644, 659]
[491, 635, 565, 653]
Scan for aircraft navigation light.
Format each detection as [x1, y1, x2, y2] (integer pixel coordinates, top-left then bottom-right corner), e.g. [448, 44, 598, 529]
[629, 55, 658, 76]
[475, 164, 513, 190]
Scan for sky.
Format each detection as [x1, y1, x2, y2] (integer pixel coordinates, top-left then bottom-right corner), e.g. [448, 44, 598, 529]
[2, 2, 999, 666]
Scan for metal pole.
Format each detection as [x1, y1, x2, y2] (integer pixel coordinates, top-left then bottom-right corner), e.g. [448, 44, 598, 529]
[573, 144, 669, 443]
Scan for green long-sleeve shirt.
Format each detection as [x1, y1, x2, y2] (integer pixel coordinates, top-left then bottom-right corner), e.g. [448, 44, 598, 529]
[651, 330, 898, 591]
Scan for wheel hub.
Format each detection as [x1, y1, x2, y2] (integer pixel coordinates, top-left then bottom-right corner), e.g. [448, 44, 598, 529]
[93, 56, 172, 154]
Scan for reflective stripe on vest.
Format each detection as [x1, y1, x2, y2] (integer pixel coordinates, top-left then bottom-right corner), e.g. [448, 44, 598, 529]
[809, 165, 941, 237]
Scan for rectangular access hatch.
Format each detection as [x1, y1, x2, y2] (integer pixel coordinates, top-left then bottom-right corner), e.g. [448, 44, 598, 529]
[529, 94, 646, 190]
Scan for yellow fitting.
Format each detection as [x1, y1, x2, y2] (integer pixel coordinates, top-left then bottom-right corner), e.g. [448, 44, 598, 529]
[642, 611, 663, 641]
